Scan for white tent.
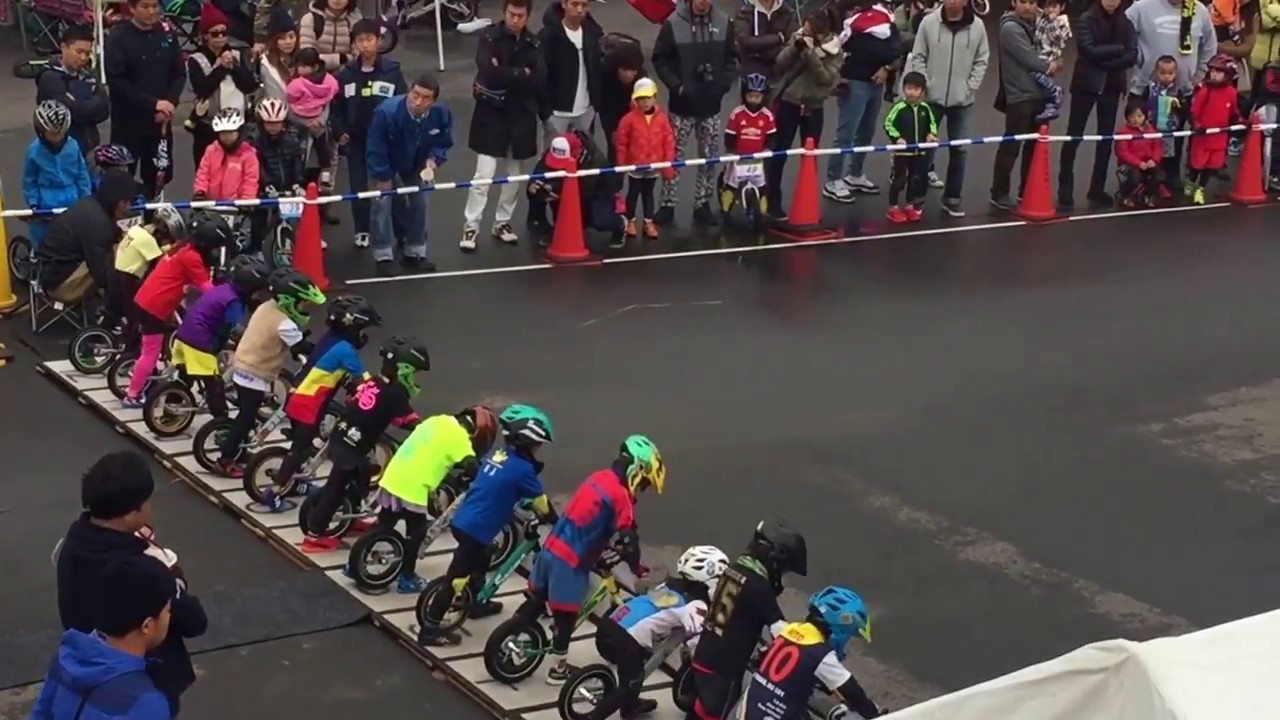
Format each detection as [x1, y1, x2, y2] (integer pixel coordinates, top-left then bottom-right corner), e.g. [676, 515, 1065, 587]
[883, 610, 1280, 720]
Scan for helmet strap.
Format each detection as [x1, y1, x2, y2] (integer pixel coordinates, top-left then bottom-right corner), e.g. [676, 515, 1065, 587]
[396, 362, 420, 397]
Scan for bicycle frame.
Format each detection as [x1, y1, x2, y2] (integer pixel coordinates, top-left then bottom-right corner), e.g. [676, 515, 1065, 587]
[475, 534, 537, 604]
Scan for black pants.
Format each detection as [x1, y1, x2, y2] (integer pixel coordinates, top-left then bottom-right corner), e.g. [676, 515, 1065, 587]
[178, 368, 228, 418]
[421, 527, 494, 626]
[1116, 165, 1167, 203]
[513, 591, 576, 654]
[375, 506, 428, 580]
[889, 154, 929, 206]
[218, 384, 266, 463]
[1058, 90, 1121, 200]
[766, 100, 825, 209]
[684, 667, 739, 720]
[104, 270, 141, 338]
[991, 100, 1040, 199]
[589, 618, 649, 720]
[603, 117, 625, 195]
[625, 177, 657, 218]
[304, 454, 371, 535]
[118, 126, 175, 200]
[275, 419, 320, 488]
[191, 123, 214, 168]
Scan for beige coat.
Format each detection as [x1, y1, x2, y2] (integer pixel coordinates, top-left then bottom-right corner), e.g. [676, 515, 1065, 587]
[298, 3, 363, 71]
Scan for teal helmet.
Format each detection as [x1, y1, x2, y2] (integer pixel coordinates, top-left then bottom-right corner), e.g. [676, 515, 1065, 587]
[808, 586, 871, 660]
[619, 434, 665, 496]
[499, 404, 554, 445]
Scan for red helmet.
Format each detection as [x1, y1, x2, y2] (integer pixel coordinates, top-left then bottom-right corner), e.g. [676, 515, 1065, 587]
[1207, 53, 1238, 82]
[458, 406, 500, 456]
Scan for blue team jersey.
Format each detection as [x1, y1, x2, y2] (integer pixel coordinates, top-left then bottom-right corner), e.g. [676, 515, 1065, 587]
[451, 445, 545, 544]
[611, 586, 690, 630]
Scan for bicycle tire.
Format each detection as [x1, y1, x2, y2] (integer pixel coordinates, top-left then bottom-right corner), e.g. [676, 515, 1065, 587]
[414, 577, 472, 636]
[143, 381, 199, 438]
[377, 17, 399, 54]
[483, 617, 550, 683]
[348, 525, 406, 591]
[106, 352, 139, 400]
[242, 445, 292, 505]
[299, 491, 356, 538]
[8, 235, 33, 284]
[68, 326, 119, 375]
[192, 416, 236, 473]
[557, 664, 617, 720]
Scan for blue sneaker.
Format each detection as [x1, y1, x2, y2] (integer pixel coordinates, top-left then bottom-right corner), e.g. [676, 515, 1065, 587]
[261, 488, 287, 513]
[121, 395, 145, 409]
[396, 575, 426, 594]
[290, 479, 313, 497]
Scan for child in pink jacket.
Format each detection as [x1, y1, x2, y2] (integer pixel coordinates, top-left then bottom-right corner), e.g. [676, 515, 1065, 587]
[286, 47, 339, 183]
[193, 108, 261, 201]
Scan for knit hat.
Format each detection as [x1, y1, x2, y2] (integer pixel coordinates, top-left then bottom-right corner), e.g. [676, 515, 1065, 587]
[96, 556, 175, 637]
[350, 17, 382, 42]
[267, 8, 297, 37]
[545, 134, 575, 171]
[198, 2, 230, 33]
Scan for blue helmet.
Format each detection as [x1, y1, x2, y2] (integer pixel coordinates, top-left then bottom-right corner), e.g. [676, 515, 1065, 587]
[743, 72, 769, 94]
[809, 586, 871, 660]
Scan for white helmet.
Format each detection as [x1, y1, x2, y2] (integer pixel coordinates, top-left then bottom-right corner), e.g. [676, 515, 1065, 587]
[211, 108, 245, 132]
[677, 545, 729, 585]
[34, 100, 72, 134]
[257, 97, 288, 123]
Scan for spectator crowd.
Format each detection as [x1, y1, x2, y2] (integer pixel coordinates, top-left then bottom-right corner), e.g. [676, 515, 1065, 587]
[18, 0, 1280, 288]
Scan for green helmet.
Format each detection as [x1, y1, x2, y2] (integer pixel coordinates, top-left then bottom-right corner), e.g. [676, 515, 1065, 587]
[620, 434, 665, 495]
[500, 404, 554, 445]
[379, 335, 430, 397]
[267, 268, 326, 325]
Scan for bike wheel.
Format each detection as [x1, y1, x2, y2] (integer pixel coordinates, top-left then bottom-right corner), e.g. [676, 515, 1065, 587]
[106, 352, 139, 400]
[143, 381, 199, 437]
[12, 59, 46, 80]
[192, 417, 236, 473]
[376, 17, 399, 53]
[672, 664, 697, 712]
[268, 224, 294, 269]
[7, 235, 32, 284]
[558, 664, 617, 720]
[415, 577, 473, 636]
[443, 0, 476, 24]
[488, 521, 518, 571]
[68, 327, 119, 375]
[299, 491, 354, 538]
[243, 445, 294, 504]
[744, 188, 764, 234]
[347, 525, 405, 590]
[484, 617, 549, 683]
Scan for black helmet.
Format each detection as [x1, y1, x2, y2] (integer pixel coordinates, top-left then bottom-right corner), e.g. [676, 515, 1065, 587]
[189, 211, 232, 250]
[326, 295, 382, 331]
[379, 335, 430, 396]
[268, 267, 327, 325]
[229, 256, 270, 296]
[747, 521, 808, 580]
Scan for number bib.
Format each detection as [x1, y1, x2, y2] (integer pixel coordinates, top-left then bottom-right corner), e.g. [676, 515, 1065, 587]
[742, 631, 829, 720]
[732, 162, 766, 187]
[280, 200, 304, 219]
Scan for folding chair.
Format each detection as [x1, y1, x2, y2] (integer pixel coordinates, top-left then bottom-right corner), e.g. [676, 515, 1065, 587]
[16, 0, 91, 59]
[29, 260, 90, 334]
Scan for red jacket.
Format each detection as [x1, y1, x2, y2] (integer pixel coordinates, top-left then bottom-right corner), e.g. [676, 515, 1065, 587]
[194, 141, 260, 201]
[1188, 83, 1239, 154]
[1114, 123, 1163, 168]
[614, 105, 676, 179]
[134, 245, 214, 321]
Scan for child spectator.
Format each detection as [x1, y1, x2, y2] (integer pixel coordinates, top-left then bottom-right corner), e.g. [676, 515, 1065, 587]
[332, 18, 406, 249]
[248, 98, 306, 252]
[104, 206, 185, 340]
[1187, 53, 1241, 204]
[1147, 56, 1188, 191]
[287, 47, 339, 201]
[193, 109, 261, 202]
[90, 144, 135, 191]
[883, 71, 937, 223]
[1032, 0, 1071, 122]
[1114, 102, 1166, 208]
[614, 78, 676, 241]
[24, 100, 92, 248]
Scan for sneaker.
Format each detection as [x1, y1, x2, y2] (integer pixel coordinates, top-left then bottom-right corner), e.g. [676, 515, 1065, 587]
[468, 600, 504, 619]
[624, 219, 638, 237]
[692, 204, 719, 226]
[1192, 185, 1206, 205]
[546, 661, 574, 686]
[843, 175, 880, 194]
[652, 205, 675, 226]
[885, 206, 910, 224]
[321, 239, 329, 250]
[216, 459, 245, 478]
[376, 260, 397, 277]
[121, 395, 144, 409]
[941, 198, 965, 217]
[261, 488, 287, 513]
[905, 206, 923, 222]
[348, 518, 375, 535]
[621, 698, 660, 720]
[822, 180, 855, 203]
[766, 203, 788, 220]
[401, 256, 437, 272]
[1057, 194, 1075, 210]
[928, 171, 945, 189]
[642, 219, 658, 239]
[300, 536, 341, 553]
[396, 575, 427, 594]
[608, 232, 627, 250]
[1228, 138, 1243, 157]
[459, 227, 478, 252]
[1267, 176, 1280, 191]
[417, 626, 463, 646]
[492, 223, 518, 244]
[990, 195, 1017, 211]
[354, 232, 370, 248]
[290, 480, 313, 497]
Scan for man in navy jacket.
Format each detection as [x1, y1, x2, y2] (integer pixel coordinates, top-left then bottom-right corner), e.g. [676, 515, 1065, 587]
[35, 25, 110, 158]
[366, 72, 453, 275]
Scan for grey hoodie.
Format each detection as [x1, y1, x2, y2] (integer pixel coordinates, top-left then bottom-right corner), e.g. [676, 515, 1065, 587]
[996, 10, 1048, 106]
[1125, 0, 1217, 94]
[905, 5, 990, 108]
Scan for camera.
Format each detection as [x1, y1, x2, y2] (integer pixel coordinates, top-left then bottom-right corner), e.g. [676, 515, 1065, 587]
[697, 63, 716, 84]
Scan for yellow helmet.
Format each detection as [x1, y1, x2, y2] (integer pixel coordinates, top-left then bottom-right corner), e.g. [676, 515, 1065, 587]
[619, 434, 665, 495]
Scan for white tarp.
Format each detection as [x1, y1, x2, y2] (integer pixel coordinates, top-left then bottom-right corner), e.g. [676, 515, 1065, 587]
[883, 609, 1280, 720]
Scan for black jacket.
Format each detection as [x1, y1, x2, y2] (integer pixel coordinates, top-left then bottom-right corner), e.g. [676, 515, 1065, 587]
[35, 59, 110, 156]
[537, 5, 605, 118]
[331, 55, 407, 142]
[598, 34, 647, 134]
[469, 22, 545, 160]
[36, 174, 136, 292]
[652, 4, 739, 119]
[186, 46, 258, 104]
[104, 21, 186, 145]
[839, 12, 902, 82]
[1070, 3, 1138, 95]
[249, 124, 306, 191]
[56, 514, 209, 708]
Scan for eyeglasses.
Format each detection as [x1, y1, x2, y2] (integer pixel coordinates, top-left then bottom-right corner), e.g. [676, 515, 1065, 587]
[207, 29, 227, 37]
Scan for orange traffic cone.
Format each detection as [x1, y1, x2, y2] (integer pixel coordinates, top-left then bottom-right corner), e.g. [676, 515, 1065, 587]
[293, 183, 329, 290]
[771, 138, 838, 242]
[1230, 113, 1267, 205]
[1013, 125, 1057, 221]
[546, 158, 592, 264]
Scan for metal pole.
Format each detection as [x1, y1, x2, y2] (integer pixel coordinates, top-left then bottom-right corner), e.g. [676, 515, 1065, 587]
[434, 0, 445, 71]
[0, 174, 20, 315]
[95, 0, 106, 83]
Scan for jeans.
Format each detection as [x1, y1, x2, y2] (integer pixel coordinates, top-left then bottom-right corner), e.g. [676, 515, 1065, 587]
[1057, 91, 1121, 200]
[991, 100, 1040, 199]
[767, 100, 825, 208]
[927, 103, 973, 203]
[827, 80, 883, 182]
[371, 172, 428, 262]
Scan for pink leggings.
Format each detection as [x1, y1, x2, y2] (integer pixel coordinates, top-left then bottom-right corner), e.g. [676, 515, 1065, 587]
[126, 333, 166, 399]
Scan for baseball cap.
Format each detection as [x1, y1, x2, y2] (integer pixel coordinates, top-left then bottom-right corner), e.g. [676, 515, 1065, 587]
[545, 134, 575, 171]
[632, 77, 658, 100]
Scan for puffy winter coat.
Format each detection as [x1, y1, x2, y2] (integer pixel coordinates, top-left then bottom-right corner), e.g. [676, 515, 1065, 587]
[615, 106, 676, 177]
[35, 60, 111, 156]
[1252, 0, 1280, 68]
[1114, 123, 1163, 167]
[23, 137, 92, 215]
[194, 141, 261, 201]
[298, 0, 362, 71]
[248, 124, 305, 191]
[735, 0, 798, 80]
[775, 34, 844, 109]
[1189, 83, 1239, 156]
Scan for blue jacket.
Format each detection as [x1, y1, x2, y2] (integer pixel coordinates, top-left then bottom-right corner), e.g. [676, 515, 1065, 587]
[23, 137, 92, 213]
[31, 630, 171, 720]
[365, 96, 453, 182]
[452, 444, 545, 545]
[331, 55, 407, 141]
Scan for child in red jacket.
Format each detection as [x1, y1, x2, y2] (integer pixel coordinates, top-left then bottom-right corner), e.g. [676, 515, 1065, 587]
[1187, 53, 1241, 205]
[614, 78, 675, 240]
[1114, 102, 1165, 208]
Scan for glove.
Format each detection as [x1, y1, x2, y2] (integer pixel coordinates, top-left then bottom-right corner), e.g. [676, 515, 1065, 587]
[264, 185, 278, 198]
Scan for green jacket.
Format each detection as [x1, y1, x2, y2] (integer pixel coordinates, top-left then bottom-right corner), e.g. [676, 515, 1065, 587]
[884, 100, 938, 155]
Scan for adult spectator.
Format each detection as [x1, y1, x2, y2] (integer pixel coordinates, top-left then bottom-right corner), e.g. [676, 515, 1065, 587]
[206, 0, 254, 48]
[35, 172, 137, 305]
[462, 0, 543, 251]
[905, 0, 989, 217]
[257, 10, 299, 103]
[104, 0, 186, 199]
[254, 0, 286, 55]
[767, 4, 844, 217]
[824, 0, 900, 203]
[651, 0, 739, 226]
[599, 34, 647, 170]
[528, 131, 626, 248]
[539, 0, 605, 142]
[1056, 0, 1137, 209]
[187, 3, 258, 166]
[1250, 0, 1280, 84]
[57, 451, 208, 717]
[300, 0, 363, 73]
[989, 0, 1060, 211]
[35, 24, 109, 159]
[735, 0, 799, 83]
[1213, 1, 1258, 155]
[33, 556, 176, 720]
[367, 73, 453, 275]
